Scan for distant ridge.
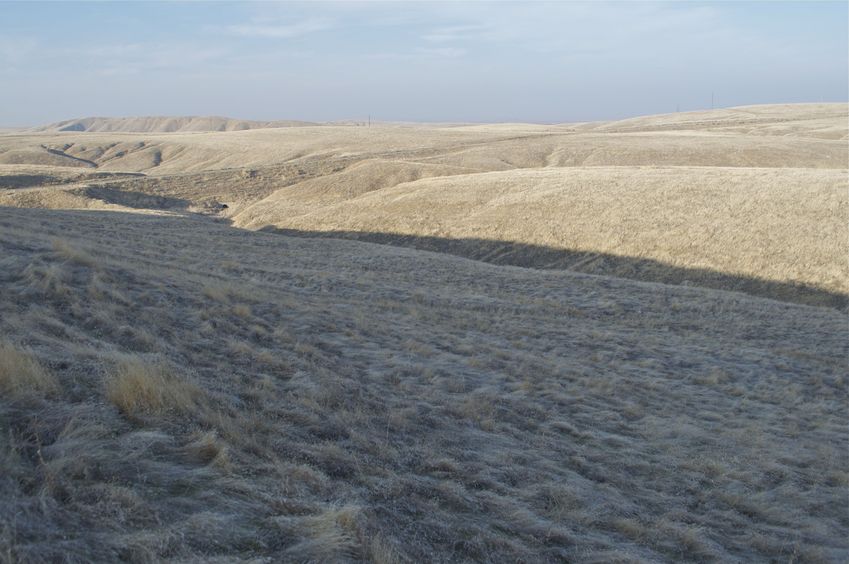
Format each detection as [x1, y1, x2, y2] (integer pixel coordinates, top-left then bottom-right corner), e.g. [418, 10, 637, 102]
[31, 116, 317, 133]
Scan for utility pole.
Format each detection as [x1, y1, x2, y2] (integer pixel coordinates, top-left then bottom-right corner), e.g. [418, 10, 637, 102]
[368, 114, 371, 127]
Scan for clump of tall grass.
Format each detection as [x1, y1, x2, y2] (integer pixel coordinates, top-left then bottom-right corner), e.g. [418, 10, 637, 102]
[106, 356, 202, 417]
[0, 341, 59, 397]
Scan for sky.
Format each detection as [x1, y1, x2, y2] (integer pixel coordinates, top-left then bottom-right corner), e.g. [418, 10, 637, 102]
[1, 1, 847, 125]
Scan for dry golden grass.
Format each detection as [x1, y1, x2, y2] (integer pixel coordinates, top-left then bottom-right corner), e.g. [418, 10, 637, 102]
[105, 357, 202, 417]
[184, 431, 231, 470]
[31, 115, 315, 133]
[0, 104, 846, 562]
[51, 238, 96, 267]
[0, 206, 845, 562]
[1, 103, 844, 306]
[248, 166, 847, 305]
[1, 104, 844, 174]
[0, 341, 58, 397]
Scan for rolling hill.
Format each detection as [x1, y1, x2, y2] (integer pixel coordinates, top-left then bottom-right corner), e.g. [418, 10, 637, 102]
[31, 116, 316, 133]
[1, 206, 846, 562]
[2, 103, 845, 307]
[0, 102, 847, 561]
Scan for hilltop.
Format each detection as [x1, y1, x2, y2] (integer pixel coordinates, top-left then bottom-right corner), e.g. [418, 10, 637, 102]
[30, 116, 317, 134]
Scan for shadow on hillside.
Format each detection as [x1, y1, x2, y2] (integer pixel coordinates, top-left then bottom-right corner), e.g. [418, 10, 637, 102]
[0, 172, 145, 189]
[0, 174, 60, 189]
[0, 204, 842, 310]
[260, 227, 848, 310]
[76, 186, 191, 210]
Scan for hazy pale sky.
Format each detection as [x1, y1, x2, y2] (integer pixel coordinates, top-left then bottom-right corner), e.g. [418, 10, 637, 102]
[1, 1, 847, 125]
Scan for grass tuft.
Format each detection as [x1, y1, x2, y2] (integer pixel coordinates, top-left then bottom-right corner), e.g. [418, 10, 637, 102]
[105, 357, 202, 418]
[52, 238, 96, 267]
[184, 431, 232, 470]
[0, 341, 59, 397]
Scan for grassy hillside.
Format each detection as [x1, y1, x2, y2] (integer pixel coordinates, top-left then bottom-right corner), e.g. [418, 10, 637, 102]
[1, 104, 846, 310]
[1, 206, 846, 562]
[237, 166, 847, 308]
[2, 104, 845, 173]
[30, 116, 316, 133]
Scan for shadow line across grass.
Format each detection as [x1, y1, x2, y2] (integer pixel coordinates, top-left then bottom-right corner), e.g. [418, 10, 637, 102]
[260, 226, 848, 310]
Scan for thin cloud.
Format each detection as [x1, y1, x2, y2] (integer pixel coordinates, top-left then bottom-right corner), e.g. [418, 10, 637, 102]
[0, 36, 38, 65]
[1, 1, 844, 124]
[367, 47, 467, 61]
[422, 24, 490, 43]
[223, 18, 333, 39]
[416, 47, 467, 58]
